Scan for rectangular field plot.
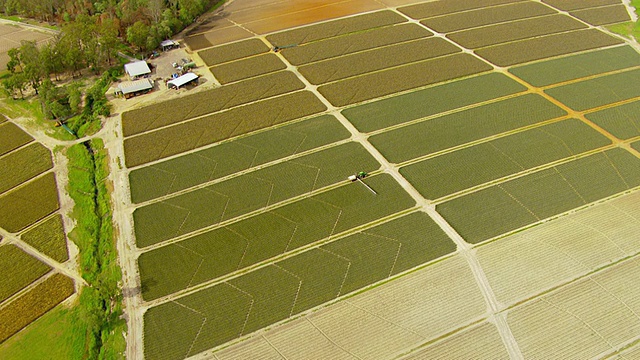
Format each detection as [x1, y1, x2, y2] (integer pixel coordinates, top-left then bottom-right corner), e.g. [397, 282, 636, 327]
[475, 29, 623, 67]
[279, 23, 431, 66]
[129, 115, 350, 203]
[123, 91, 327, 167]
[197, 38, 269, 66]
[571, 4, 631, 26]
[0, 143, 52, 194]
[133, 143, 382, 248]
[0, 173, 60, 233]
[398, 0, 525, 19]
[448, 14, 586, 49]
[400, 119, 610, 199]
[478, 190, 640, 305]
[266, 10, 405, 47]
[299, 37, 459, 85]
[370, 93, 567, 164]
[420, 1, 555, 33]
[508, 258, 640, 359]
[545, 68, 640, 111]
[319, 53, 492, 107]
[210, 53, 286, 84]
[0, 273, 74, 343]
[184, 26, 252, 51]
[0, 122, 32, 156]
[121, 71, 304, 137]
[437, 148, 640, 244]
[138, 174, 415, 301]
[510, 46, 640, 87]
[0, 244, 51, 303]
[585, 100, 640, 139]
[21, 215, 69, 263]
[343, 72, 526, 133]
[542, 0, 622, 11]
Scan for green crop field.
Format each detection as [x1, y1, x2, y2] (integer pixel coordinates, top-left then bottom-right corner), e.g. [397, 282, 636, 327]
[210, 53, 286, 84]
[0, 245, 51, 303]
[143, 211, 453, 360]
[585, 100, 640, 139]
[21, 215, 69, 263]
[134, 142, 381, 248]
[476, 29, 623, 67]
[0, 173, 60, 233]
[401, 119, 611, 199]
[545, 68, 640, 111]
[509, 46, 640, 87]
[299, 37, 459, 85]
[437, 148, 640, 244]
[370, 94, 567, 164]
[319, 53, 492, 107]
[0, 122, 33, 156]
[129, 115, 350, 203]
[632, 140, 640, 152]
[198, 38, 270, 66]
[342, 72, 526, 133]
[448, 14, 586, 49]
[399, 0, 521, 19]
[0, 143, 52, 194]
[123, 91, 327, 167]
[542, 0, 620, 11]
[570, 4, 631, 25]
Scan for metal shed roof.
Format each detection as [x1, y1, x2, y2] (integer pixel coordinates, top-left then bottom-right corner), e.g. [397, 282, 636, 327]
[124, 61, 151, 78]
[167, 72, 199, 88]
[161, 39, 178, 47]
[117, 79, 153, 94]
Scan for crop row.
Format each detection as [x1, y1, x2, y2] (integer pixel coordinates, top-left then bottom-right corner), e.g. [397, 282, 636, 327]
[546, 68, 640, 111]
[0, 273, 74, 343]
[0, 115, 5, 124]
[299, 37, 459, 85]
[318, 53, 492, 107]
[0, 244, 51, 303]
[449, 14, 586, 49]
[266, 10, 405, 47]
[343, 72, 526, 133]
[279, 23, 431, 66]
[21, 215, 69, 263]
[421, 1, 555, 33]
[198, 38, 270, 66]
[0, 143, 52, 195]
[571, 4, 631, 26]
[370, 93, 566, 163]
[542, 0, 621, 11]
[401, 119, 611, 199]
[0, 122, 33, 156]
[586, 100, 640, 140]
[129, 115, 350, 203]
[510, 45, 640, 87]
[633, 140, 640, 152]
[0, 173, 60, 233]
[123, 91, 327, 167]
[210, 53, 286, 84]
[134, 142, 381, 248]
[143, 211, 452, 359]
[398, 0, 521, 20]
[476, 28, 624, 67]
[122, 71, 304, 137]
[438, 147, 640, 244]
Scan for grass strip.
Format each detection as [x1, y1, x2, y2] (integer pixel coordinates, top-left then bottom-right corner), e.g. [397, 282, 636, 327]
[0, 244, 51, 303]
[0, 142, 52, 194]
[210, 53, 286, 84]
[0, 173, 60, 233]
[0, 122, 33, 156]
[21, 215, 69, 263]
[198, 38, 270, 66]
[570, 4, 632, 26]
[398, 0, 524, 19]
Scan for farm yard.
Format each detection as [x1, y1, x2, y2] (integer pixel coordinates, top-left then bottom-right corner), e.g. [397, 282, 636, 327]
[108, 0, 640, 359]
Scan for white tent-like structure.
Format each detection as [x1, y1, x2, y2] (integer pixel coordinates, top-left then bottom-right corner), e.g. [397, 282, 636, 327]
[167, 73, 199, 89]
[124, 61, 151, 80]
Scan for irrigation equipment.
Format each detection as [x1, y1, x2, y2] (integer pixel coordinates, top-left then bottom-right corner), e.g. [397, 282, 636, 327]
[348, 171, 377, 195]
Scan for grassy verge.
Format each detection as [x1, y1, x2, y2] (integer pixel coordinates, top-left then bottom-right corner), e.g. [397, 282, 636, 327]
[0, 95, 76, 141]
[607, 1, 640, 40]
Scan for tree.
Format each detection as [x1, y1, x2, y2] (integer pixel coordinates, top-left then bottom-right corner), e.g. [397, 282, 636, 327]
[2, 72, 27, 99]
[18, 40, 45, 93]
[126, 20, 149, 52]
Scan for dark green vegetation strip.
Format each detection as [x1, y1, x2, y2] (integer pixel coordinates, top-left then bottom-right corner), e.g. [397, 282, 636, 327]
[586, 100, 640, 139]
[129, 115, 350, 204]
[0, 245, 51, 303]
[121, 71, 304, 137]
[21, 215, 69, 263]
[370, 94, 567, 163]
[266, 10, 405, 46]
[0, 122, 33, 156]
[0, 173, 59, 233]
[124, 91, 327, 167]
[210, 53, 286, 84]
[421, 1, 555, 33]
[545, 68, 640, 111]
[279, 23, 431, 66]
[299, 37, 459, 85]
[399, 0, 525, 19]
[571, 5, 631, 26]
[319, 53, 492, 107]
[198, 38, 269, 66]
[438, 148, 640, 244]
[542, 0, 621, 11]
[0, 273, 74, 343]
[476, 29, 623, 67]
[448, 14, 586, 49]
[0, 143, 52, 194]
[401, 119, 611, 199]
[509, 46, 640, 87]
[143, 211, 451, 360]
[343, 73, 527, 133]
[134, 142, 382, 248]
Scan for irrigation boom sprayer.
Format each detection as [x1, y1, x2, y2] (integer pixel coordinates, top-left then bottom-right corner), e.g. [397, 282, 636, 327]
[348, 171, 377, 195]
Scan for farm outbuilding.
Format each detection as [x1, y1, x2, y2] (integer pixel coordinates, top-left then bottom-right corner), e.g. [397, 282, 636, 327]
[116, 79, 153, 99]
[167, 72, 199, 89]
[161, 39, 179, 51]
[124, 61, 151, 80]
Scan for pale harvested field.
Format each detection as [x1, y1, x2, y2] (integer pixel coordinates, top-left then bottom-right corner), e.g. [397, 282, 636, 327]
[617, 344, 640, 359]
[478, 190, 640, 306]
[0, 24, 52, 69]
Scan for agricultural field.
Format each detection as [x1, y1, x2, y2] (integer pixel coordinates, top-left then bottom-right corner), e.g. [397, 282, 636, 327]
[209, 53, 286, 84]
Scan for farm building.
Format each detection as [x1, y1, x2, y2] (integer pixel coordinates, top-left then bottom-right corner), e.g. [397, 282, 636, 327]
[124, 61, 151, 80]
[116, 79, 153, 99]
[161, 39, 179, 51]
[167, 72, 199, 90]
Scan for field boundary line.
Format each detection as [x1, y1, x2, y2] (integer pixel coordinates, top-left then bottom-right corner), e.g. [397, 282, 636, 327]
[445, 12, 571, 35]
[260, 335, 288, 360]
[305, 317, 363, 360]
[343, 300, 426, 339]
[317, 246, 352, 297]
[272, 263, 303, 318]
[224, 282, 254, 336]
[538, 64, 640, 91]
